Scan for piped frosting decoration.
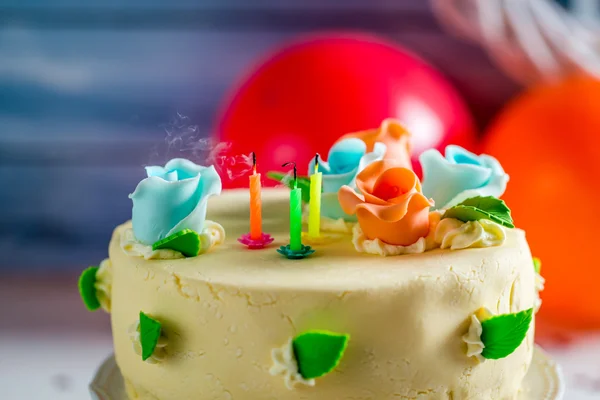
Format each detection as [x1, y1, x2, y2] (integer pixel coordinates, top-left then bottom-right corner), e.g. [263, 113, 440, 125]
[120, 228, 184, 260]
[533, 257, 545, 312]
[129, 311, 168, 364]
[435, 218, 505, 250]
[352, 211, 442, 256]
[307, 138, 386, 222]
[270, 338, 316, 389]
[338, 160, 434, 247]
[463, 312, 486, 363]
[94, 258, 113, 313]
[77, 259, 113, 313]
[339, 118, 412, 168]
[152, 229, 203, 257]
[152, 226, 225, 257]
[120, 221, 225, 260]
[420, 145, 509, 209]
[129, 158, 222, 245]
[463, 307, 533, 362]
[270, 330, 350, 389]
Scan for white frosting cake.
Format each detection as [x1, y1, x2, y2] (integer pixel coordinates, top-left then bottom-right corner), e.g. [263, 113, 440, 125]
[79, 122, 543, 400]
[103, 189, 536, 400]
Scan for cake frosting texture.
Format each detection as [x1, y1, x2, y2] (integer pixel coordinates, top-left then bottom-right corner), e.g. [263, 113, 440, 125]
[109, 189, 535, 400]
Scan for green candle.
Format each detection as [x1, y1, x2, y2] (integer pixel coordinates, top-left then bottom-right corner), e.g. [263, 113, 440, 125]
[290, 185, 303, 251]
[283, 162, 303, 251]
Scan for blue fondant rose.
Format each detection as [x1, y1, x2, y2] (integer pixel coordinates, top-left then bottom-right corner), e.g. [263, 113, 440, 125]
[129, 158, 222, 244]
[420, 145, 508, 209]
[308, 138, 386, 221]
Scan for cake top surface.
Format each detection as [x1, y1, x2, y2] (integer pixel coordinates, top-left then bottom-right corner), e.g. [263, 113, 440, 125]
[111, 188, 527, 292]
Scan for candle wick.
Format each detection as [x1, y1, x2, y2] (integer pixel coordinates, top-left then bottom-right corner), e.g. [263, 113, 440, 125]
[252, 152, 257, 174]
[282, 161, 297, 183]
[314, 153, 319, 173]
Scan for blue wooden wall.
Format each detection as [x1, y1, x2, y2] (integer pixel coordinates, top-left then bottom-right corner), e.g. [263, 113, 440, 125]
[0, 0, 530, 270]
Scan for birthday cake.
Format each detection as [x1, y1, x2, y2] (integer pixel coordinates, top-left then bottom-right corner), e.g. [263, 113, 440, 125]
[80, 119, 544, 400]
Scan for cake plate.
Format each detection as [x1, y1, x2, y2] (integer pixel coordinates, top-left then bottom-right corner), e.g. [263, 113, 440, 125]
[90, 346, 564, 400]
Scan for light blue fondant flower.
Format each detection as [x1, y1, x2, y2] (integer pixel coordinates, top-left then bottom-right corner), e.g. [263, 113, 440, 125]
[420, 145, 509, 209]
[129, 158, 222, 245]
[308, 138, 386, 221]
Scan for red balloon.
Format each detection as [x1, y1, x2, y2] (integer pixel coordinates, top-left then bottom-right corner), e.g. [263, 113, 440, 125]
[215, 34, 476, 187]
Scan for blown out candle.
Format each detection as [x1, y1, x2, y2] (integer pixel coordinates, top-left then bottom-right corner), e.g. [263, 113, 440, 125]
[308, 154, 322, 238]
[249, 153, 262, 240]
[283, 162, 303, 252]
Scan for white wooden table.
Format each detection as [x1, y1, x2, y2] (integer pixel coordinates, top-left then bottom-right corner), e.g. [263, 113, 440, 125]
[1, 276, 598, 400]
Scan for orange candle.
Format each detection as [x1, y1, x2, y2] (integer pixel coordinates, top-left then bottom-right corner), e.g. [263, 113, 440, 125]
[249, 153, 262, 240]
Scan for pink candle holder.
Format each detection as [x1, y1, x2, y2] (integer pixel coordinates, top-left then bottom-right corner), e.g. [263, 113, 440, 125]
[237, 233, 274, 249]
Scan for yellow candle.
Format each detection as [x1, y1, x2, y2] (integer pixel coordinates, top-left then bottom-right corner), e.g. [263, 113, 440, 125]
[308, 154, 322, 238]
[249, 164, 262, 240]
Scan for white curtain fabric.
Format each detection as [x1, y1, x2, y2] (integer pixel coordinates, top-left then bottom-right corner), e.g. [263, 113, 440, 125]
[431, 0, 600, 84]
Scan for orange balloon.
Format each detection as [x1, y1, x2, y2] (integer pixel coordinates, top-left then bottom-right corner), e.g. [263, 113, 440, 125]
[483, 75, 600, 329]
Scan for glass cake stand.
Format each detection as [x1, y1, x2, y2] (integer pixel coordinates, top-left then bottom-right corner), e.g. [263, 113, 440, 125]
[89, 346, 564, 400]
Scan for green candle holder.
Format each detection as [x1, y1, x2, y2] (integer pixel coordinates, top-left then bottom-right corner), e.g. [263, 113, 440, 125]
[277, 244, 315, 260]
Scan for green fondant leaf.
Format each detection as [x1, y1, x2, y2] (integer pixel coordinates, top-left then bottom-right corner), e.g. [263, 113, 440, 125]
[267, 172, 311, 203]
[152, 229, 200, 257]
[459, 196, 512, 223]
[443, 196, 514, 228]
[139, 311, 162, 361]
[443, 206, 489, 223]
[292, 330, 350, 380]
[533, 257, 542, 274]
[78, 266, 100, 311]
[481, 308, 533, 360]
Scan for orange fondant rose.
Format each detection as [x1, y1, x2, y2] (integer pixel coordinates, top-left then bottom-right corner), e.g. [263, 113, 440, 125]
[338, 160, 434, 246]
[339, 119, 412, 169]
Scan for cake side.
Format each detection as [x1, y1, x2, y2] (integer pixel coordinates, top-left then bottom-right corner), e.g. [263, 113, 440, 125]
[109, 189, 535, 400]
